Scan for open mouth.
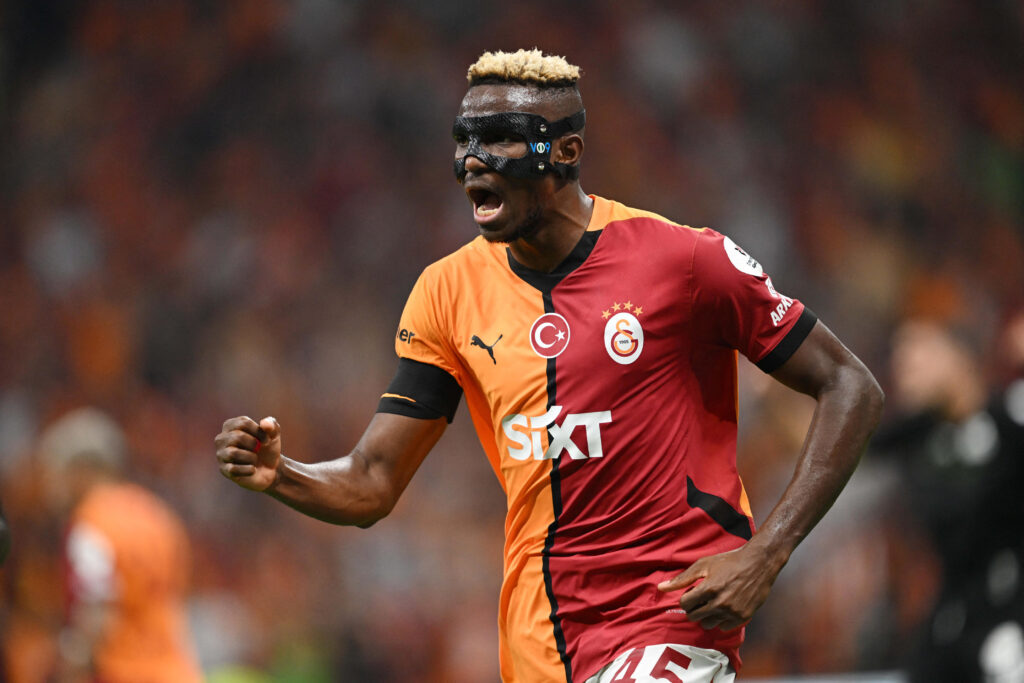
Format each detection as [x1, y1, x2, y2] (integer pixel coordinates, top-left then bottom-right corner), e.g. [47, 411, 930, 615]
[467, 187, 504, 222]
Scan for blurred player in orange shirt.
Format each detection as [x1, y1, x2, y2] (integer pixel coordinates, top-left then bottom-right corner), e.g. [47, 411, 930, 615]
[38, 408, 202, 683]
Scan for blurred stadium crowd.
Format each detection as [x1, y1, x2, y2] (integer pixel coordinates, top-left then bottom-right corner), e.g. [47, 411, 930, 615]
[1, 0, 1022, 680]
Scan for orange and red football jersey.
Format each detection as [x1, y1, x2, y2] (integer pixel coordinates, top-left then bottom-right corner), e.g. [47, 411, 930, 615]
[385, 196, 814, 681]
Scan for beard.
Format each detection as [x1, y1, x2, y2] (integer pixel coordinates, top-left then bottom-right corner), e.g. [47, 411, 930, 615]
[482, 204, 544, 244]
[504, 205, 544, 243]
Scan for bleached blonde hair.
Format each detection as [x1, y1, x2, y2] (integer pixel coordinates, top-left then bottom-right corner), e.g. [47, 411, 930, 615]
[467, 49, 581, 88]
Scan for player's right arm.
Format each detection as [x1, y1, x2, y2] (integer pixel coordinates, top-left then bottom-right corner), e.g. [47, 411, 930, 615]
[215, 412, 447, 528]
[218, 262, 461, 527]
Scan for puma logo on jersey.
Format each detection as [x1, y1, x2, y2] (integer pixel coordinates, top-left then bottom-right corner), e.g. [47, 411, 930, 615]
[470, 334, 502, 364]
[501, 406, 612, 461]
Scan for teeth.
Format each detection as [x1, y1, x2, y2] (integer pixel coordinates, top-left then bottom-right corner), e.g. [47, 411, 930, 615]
[477, 207, 500, 217]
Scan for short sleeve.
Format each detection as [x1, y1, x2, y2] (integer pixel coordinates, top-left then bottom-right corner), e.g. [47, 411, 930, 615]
[378, 267, 464, 421]
[690, 229, 816, 372]
[393, 267, 459, 376]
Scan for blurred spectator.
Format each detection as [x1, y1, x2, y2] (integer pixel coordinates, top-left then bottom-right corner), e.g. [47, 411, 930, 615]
[873, 321, 1024, 682]
[34, 408, 202, 682]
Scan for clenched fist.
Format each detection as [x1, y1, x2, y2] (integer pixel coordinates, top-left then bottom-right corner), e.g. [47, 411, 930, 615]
[214, 416, 282, 491]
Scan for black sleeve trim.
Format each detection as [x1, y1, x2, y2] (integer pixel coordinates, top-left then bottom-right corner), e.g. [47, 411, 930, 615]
[376, 358, 463, 423]
[756, 307, 818, 374]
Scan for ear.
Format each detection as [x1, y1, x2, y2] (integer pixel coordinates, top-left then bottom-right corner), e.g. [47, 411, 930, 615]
[554, 134, 584, 167]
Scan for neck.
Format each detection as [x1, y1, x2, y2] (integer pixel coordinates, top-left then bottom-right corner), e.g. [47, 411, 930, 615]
[508, 185, 593, 272]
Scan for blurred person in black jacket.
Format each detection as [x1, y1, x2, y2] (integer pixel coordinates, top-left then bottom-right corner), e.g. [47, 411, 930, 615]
[0, 501, 9, 565]
[874, 319, 1024, 682]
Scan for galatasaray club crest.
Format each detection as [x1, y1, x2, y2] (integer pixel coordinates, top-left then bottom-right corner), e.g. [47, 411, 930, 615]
[530, 313, 571, 358]
[601, 301, 644, 365]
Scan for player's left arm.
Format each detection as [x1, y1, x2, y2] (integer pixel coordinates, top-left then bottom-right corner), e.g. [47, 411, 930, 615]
[659, 320, 884, 631]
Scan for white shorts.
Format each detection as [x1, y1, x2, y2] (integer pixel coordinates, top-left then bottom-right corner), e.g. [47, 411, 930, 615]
[585, 643, 736, 683]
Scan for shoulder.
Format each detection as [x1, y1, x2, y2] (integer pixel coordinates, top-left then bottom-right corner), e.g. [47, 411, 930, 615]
[415, 237, 506, 292]
[586, 196, 709, 273]
[689, 227, 772, 281]
[423, 236, 497, 273]
[76, 483, 184, 539]
[591, 195, 705, 243]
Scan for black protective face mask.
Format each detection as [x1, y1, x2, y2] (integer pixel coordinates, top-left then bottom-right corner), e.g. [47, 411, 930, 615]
[453, 110, 585, 182]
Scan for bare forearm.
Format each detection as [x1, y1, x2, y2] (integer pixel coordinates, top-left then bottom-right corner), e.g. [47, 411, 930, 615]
[267, 451, 395, 527]
[752, 361, 884, 567]
[252, 413, 448, 527]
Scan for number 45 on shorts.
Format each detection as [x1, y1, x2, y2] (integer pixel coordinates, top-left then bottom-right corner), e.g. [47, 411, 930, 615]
[586, 643, 736, 683]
